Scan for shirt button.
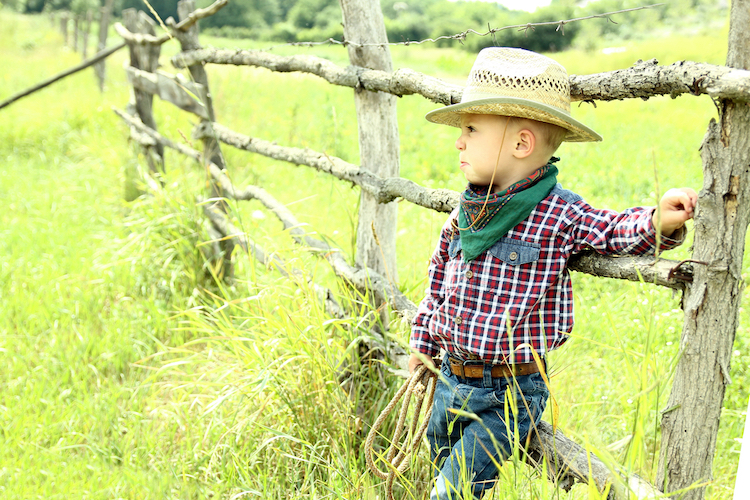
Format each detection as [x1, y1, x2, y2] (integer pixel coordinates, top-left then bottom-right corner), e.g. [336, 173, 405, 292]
[509, 251, 518, 261]
[455, 316, 463, 325]
[465, 270, 474, 279]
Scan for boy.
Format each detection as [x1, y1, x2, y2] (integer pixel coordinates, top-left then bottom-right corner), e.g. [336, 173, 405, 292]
[408, 47, 697, 499]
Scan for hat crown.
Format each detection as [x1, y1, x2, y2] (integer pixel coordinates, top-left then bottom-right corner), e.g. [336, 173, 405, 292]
[424, 47, 602, 142]
[463, 48, 571, 114]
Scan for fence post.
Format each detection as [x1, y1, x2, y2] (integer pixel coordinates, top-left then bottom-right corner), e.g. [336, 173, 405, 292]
[82, 10, 93, 60]
[95, 0, 114, 92]
[175, 0, 234, 280]
[338, 0, 400, 287]
[656, 1, 750, 498]
[73, 15, 79, 53]
[60, 12, 69, 47]
[123, 9, 164, 174]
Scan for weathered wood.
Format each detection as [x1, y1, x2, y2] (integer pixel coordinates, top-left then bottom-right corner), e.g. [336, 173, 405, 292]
[175, 0, 232, 279]
[567, 251, 691, 292]
[171, 48, 463, 105]
[113, 0, 228, 46]
[656, 1, 750, 498]
[95, 0, 114, 91]
[123, 9, 163, 174]
[0, 41, 126, 111]
[171, 48, 750, 105]
[527, 421, 662, 499]
[193, 121, 459, 212]
[571, 58, 750, 103]
[81, 12, 93, 59]
[73, 15, 79, 52]
[60, 12, 69, 46]
[339, 0, 400, 286]
[126, 67, 209, 119]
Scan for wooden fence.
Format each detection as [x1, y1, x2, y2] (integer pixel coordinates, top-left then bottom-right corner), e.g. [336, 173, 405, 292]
[50, 0, 115, 91]
[113, 0, 750, 498]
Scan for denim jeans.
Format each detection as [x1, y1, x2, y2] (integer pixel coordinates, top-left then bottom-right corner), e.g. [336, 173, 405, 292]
[427, 354, 549, 500]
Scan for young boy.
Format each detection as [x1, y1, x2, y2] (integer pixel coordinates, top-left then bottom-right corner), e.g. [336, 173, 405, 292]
[408, 47, 697, 499]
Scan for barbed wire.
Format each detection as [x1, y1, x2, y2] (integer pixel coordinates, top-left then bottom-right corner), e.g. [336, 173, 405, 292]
[261, 4, 664, 51]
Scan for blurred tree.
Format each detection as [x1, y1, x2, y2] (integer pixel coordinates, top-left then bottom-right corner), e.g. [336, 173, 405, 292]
[119, 0, 178, 22]
[287, 0, 337, 29]
[196, 0, 280, 29]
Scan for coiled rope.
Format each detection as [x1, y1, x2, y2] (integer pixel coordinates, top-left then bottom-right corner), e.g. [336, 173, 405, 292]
[365, 363, 438, 500]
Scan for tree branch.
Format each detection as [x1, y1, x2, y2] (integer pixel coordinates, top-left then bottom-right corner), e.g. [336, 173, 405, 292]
[570, 58, 750, 103]
[193, 122, 460, 213]
[114, 0, 228, 46]
[171, 49, 750, 104]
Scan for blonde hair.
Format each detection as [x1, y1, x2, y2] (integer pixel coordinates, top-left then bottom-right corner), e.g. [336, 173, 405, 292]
[507, 116, 567, 155]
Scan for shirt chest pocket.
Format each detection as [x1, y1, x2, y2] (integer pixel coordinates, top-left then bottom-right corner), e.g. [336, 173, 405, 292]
[487, 238, 541, 266]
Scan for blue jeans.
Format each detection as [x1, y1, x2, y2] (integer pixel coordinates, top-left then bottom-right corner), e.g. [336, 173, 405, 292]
[427, 355, 549, 500]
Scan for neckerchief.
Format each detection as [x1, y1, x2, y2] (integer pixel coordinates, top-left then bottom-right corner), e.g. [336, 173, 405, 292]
[457, 158, 559, 262]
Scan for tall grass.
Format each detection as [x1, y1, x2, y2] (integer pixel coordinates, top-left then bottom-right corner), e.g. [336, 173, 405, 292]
[0, 8, 746, 500]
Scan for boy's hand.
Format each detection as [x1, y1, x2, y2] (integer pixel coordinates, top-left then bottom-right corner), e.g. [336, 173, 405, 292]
[408, 353, 435, 374]
[654, 188, 698, 237]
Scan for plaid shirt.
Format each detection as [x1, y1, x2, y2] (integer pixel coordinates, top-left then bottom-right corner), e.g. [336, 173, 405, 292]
[410, 185, 685, 365]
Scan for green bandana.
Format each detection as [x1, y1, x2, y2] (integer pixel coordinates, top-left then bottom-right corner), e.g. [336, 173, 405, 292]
[458, 159, 559, 262]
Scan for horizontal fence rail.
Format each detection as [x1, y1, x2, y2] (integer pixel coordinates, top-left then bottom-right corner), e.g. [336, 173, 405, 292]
[170, 48, 750, 103]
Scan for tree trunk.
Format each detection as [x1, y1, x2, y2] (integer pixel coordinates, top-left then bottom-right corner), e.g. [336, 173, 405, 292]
[339, 0, 400, 285]
[657, 1, 750, 497]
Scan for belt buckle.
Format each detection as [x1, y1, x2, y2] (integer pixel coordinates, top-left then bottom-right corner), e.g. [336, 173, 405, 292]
[462, 358, 484, 378]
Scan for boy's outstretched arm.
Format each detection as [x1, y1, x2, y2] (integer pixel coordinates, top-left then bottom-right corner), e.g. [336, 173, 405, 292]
[653, 188, 698, 237]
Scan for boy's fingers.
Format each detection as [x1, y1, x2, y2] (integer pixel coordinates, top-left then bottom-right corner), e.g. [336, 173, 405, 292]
[665, 190, 695, 213]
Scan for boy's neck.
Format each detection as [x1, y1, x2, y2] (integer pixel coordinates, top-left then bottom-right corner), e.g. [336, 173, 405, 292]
[490, 159, 552, 193]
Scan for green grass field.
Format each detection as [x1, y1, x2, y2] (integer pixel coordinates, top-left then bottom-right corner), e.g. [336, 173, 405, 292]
[0, 8, 746, 499]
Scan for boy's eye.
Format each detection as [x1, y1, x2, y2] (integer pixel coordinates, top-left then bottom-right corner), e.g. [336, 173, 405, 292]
[466, 126, 476, 133]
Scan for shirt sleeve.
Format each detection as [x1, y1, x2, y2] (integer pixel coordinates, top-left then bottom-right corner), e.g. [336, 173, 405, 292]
[409, 213, 455, 357]
[564, 202, 686, 256]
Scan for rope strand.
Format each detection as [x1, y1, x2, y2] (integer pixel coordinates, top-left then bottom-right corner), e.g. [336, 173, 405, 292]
[365, 364, 438, 500]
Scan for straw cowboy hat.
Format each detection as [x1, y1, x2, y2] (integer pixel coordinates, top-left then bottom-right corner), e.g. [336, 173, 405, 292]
[426, 47, 602, 142]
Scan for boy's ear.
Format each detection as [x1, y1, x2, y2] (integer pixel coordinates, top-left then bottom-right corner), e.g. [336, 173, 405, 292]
[513, 129, 535, 159]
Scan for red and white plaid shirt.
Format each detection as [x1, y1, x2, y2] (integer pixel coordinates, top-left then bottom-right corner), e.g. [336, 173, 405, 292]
[410, 185, 685, 365]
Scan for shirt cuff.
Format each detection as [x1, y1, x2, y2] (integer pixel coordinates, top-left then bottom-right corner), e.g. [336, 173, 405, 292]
[645, 208, 688, 251]
[659, 224, 687, 249]
[410, 329, 440, 358]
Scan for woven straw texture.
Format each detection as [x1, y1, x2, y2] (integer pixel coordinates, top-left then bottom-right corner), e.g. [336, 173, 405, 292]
[426, 48, 601, 143]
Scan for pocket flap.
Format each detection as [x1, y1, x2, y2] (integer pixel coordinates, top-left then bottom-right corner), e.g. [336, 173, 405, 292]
[487, 238, 540, 265]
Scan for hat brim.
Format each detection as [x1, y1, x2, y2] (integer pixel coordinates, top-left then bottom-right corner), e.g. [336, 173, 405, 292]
[425, 97, 602, 143]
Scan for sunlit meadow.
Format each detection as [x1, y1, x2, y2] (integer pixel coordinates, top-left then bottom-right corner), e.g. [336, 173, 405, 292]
[0, 7, 746, 499]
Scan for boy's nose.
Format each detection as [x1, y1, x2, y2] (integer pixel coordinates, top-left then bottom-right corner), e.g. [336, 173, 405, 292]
[455, 135, 465, 150]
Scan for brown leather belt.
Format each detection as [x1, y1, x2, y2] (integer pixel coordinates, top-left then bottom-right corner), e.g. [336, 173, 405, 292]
[448, 358, 541, 379]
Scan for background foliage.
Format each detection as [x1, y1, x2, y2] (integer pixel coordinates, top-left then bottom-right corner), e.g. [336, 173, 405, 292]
[2, 0, 729, 52]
